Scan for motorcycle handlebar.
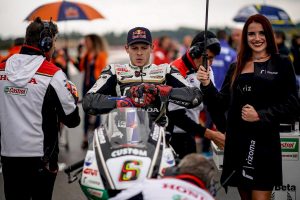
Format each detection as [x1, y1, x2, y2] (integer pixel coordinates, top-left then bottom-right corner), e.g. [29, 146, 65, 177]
[64, 159, 84, 174]
[169, 87, 202, 108]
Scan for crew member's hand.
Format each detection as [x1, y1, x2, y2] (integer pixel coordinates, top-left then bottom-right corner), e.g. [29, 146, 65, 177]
[197, 65, 211, 86]
[241, 104, 260, 122]
[66, 80, 79, 104]
[204, 128, 225, 150]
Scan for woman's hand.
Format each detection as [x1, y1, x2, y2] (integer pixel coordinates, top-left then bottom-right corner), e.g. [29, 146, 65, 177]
[197, 65, 211, 86]
[241, 104, 260, 122]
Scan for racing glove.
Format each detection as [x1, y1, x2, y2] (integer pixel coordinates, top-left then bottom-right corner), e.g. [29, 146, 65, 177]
[126, 83, 158, 107]
[66, 80, 79, 104]
[116, 98, 134, 107]
[156, 85, 173, 102]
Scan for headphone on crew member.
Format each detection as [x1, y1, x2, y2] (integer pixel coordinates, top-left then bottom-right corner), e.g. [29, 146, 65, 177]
[189, 38, 220, 59]
[39, 21, 53, 52]
[164, 162, 218, 196]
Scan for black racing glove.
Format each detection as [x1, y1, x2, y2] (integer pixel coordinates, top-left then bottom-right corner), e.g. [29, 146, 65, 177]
[126, 83, 158, 107]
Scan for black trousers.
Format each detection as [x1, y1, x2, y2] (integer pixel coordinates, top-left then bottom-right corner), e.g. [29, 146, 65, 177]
[1, 156, 57, 200]
[84, 114, 100, 135]
[169, 132, 196, 159]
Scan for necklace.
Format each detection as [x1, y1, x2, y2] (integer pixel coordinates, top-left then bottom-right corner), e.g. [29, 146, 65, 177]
[252, 54, 270, 61]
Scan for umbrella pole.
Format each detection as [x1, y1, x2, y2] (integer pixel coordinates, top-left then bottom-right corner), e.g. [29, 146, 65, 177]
[64, 20, 69, 50]
[64, 21, 70, 75]
[202, 0, 209, 70]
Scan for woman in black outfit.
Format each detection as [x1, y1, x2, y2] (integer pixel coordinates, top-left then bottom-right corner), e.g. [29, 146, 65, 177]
[197, 14, 299, 200]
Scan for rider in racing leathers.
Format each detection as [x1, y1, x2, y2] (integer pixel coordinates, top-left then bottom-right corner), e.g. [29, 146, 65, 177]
[82, 27, 202, 120]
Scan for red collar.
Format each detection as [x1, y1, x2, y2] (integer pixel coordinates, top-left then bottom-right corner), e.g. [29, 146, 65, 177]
[175, 174, 208, 191]
[185, 51, 198, 70]
[22, 44, 42, 52]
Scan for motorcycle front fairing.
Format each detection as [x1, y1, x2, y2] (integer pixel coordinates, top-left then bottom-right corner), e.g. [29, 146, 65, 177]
[80, 108, 175, 200]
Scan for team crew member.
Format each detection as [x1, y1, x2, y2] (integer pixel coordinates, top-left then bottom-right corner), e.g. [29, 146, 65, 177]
[0, 17, 80, 200]
[168, 31, 225, 158]
[82, 27, 202, 119]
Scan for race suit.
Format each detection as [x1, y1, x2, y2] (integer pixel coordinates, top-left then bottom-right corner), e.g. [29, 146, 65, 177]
[82, 63, 202, 118]
[110, 177, 214, 200]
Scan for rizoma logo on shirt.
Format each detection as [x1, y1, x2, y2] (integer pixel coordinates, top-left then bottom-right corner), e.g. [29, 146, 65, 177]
[4, 86, 28, 96]
[260, 70, 278, 75]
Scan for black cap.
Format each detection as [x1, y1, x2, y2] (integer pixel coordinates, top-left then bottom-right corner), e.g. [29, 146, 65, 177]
[127, 27, 152, 45]
[190, 31, 221, 56]
[191, 31, 218, 47]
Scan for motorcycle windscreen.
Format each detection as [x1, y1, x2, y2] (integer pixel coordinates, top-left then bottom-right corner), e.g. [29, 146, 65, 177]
[98, 108, 157, 190]
[102, 108, 153, 148]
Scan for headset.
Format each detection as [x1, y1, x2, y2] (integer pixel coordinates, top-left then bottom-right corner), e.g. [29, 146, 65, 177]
[39, 22, 53, 52]
[189, 38, 220, 59]
[164, 163, 219, 196]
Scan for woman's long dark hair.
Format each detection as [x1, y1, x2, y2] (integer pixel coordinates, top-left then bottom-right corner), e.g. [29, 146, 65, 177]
[231, 14, 278, 87]
[85, 34, 108, 53]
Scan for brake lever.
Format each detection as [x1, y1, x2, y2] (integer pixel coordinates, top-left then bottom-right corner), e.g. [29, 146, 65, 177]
[67, 168, 83, 183]
[68, 174, 78, 184]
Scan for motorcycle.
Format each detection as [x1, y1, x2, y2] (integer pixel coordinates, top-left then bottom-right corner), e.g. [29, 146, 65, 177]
[64, 84, 203, 199]
[65, 106, 176, 200]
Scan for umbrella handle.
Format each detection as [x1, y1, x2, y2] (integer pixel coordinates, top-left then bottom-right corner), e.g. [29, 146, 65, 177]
[202, 0, 209, 70]
[202, 53, 208, 70]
